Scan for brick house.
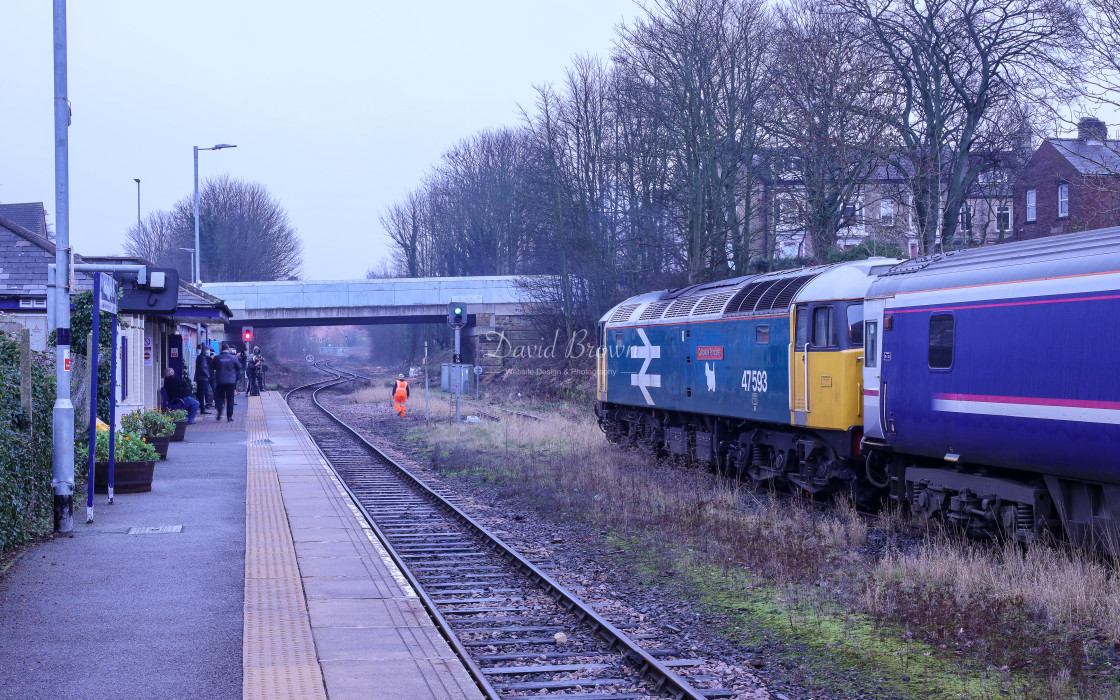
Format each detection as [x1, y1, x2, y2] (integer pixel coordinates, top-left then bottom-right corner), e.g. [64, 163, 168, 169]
[1013, 117, 1120, 240]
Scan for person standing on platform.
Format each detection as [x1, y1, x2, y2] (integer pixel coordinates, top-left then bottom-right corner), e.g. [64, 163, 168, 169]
[236, 348, 248, 394]
[209, 346, 220, 408]
[194, 344, 212, 414]
[392, 373, 410, 418]
[163, 368, 200, 423]
[214, 346, 243, 422]
[247, 346, 264, 396]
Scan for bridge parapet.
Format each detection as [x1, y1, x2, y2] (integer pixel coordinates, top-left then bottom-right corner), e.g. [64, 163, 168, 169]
[203, 276, 534, 313]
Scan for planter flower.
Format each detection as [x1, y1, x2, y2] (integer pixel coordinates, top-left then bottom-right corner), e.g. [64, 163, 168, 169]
[167, 408, 189, 442]
[76, 430, 159, 494]
[122, 409, 174, 459]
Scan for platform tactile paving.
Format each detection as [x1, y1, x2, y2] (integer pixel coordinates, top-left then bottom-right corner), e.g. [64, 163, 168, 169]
[244, 395, 327, 699]
[244, 391, 484, 700]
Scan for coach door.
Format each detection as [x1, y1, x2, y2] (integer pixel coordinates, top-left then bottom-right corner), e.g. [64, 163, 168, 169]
[862, 298, 887, 439]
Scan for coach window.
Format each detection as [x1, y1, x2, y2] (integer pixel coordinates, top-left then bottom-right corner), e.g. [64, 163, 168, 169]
[865, 322, 878, 368]
[812, 306, 834, 347]
[928, 314, 954, 369]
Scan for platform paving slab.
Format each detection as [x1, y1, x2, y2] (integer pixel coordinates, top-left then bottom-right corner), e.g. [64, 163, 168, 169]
[0, 417, 246, 700]
[248, 392, 484, 700]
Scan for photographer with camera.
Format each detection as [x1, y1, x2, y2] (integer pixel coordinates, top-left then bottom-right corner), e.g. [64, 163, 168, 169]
[247, 345, 265, 397]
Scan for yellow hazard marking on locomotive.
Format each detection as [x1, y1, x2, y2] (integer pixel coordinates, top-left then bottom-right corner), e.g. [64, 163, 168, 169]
[821, 376, 832, 387]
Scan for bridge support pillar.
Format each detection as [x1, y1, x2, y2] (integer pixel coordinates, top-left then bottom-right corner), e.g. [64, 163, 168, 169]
[467, 313, 540, 370]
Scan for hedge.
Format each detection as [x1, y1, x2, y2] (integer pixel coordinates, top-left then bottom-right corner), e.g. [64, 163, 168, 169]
[0, 326, 56, 551]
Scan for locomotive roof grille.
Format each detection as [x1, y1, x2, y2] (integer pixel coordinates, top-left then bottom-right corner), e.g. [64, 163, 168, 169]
[726, 272, 816, 314]
[663, 297, 699, 318]
[692, 290, 735, 315]
[638, 300, 672, 320]
[770, 275, 814, 309]
[610, 303, 639, 323]
[727, 280, 773, 313]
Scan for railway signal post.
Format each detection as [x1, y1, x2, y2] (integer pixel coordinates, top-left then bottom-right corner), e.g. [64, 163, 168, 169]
[448, 302, 466, 423]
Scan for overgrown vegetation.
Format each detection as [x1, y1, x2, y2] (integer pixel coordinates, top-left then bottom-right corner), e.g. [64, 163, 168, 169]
[70, 290, 116, 423]
[0, 325, 55, 551]
[380, 390, 1120, 698]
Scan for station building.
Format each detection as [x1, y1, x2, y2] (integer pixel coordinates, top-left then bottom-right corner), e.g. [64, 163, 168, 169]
[0, 204, 232, 420]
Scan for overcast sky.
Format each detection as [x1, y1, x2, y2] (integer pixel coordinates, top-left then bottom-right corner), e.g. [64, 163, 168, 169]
[1, 0, 637, 280]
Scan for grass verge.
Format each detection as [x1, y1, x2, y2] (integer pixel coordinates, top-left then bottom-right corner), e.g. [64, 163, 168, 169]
[356, 384, 1120, 699]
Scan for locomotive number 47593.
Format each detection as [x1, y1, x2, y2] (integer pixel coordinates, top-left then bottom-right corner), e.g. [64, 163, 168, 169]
[741, 370, 768, 393]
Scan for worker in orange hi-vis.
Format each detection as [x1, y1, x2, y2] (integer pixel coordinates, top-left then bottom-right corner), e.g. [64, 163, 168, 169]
[392, 373, 410, 418]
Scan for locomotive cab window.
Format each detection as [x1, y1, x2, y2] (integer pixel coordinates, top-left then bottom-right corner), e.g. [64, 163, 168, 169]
[795, 305, 809, 350]
[755, 325, 770, 344]
[928, 314, 955, 369]
[846, 303, 864, 348]
[812, 306, 835, 347]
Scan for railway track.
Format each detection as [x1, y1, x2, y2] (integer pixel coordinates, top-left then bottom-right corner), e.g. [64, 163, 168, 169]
[288, 367, 732, 700]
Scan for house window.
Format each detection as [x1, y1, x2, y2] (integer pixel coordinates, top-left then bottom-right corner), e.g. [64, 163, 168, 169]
[1058, 184, 1069, 218]
[997, 205, 1011, 231]
[959, 204, 972, 230]
[841, 202, 863, 224]
[1026, 189, 1036, 222]
[880, 199, 894, 225]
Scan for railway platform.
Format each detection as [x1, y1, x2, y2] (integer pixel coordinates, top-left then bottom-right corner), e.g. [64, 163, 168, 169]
[0, 392, 483, 700]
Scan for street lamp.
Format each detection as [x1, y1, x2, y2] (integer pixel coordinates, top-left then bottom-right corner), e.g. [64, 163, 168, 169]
[178, 247, 196, 282]
[133, 178, 141, 232]
[193, 143, 237, 284]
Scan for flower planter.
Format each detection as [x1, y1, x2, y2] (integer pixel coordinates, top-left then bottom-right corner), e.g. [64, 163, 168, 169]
[93, 460, 155, 494]
[147, 434, 171, 460]
[170, 420, 188, 442]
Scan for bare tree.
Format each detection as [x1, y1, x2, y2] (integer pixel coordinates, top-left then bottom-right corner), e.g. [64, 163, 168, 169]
[380, 191, 428, 278]
[124, 176, 302, 282]
[123, 210, 185, 275]
[839, 0, 1081, 254]
[769, 0, 896, 263]
[615, 0, 774, 282]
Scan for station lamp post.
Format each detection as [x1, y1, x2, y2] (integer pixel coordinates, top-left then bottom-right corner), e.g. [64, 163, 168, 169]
[193, 143, 236, 284]
[133, 178, 141, 232]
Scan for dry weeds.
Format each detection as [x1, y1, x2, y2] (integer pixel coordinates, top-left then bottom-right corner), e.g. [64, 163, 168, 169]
[350, 384, 1120, 695]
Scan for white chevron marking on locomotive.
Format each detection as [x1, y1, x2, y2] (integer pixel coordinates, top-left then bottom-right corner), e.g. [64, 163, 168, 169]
[629, 328, 661, 405]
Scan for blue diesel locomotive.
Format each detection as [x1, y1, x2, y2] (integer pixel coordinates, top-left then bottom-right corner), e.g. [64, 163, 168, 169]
[597, 227, 1120, 544]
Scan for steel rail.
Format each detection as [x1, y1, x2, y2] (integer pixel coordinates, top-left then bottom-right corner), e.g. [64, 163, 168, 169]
[288, 367, 710, 700]
[285, 371, 502, 700]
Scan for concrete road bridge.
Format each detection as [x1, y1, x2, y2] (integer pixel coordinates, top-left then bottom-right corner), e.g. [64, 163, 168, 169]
[201, 276, 542, 366]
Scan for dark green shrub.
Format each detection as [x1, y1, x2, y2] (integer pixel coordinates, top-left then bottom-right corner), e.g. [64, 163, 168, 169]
[827, 239, 906, 262]
[70, 290, 116, 422]
[0, 327, 56, 551]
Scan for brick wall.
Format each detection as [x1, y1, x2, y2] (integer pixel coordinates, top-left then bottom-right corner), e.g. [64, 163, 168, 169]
[1014, 141, 1120, 239]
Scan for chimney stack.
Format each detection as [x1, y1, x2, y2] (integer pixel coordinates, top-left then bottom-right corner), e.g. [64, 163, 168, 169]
[1078, 117, 1108, 142]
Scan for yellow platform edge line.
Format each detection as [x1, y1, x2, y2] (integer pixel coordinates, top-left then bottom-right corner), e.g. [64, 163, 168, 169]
[243, 393, 328, 700]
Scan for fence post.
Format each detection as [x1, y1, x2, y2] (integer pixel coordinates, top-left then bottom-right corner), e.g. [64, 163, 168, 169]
[19, 328, 32, 433]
